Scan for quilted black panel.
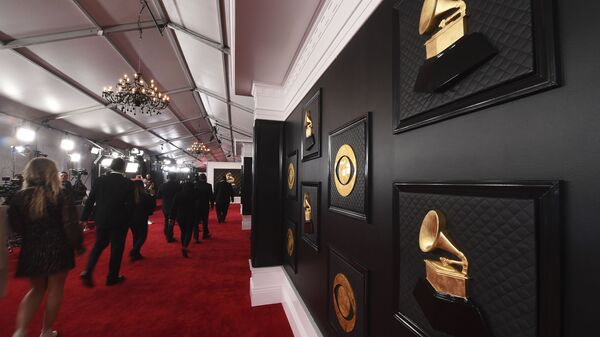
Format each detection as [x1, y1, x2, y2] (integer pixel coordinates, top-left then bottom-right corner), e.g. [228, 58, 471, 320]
[396, 192, 536, 337]
[329, 118, 368, 219]
[395, 0, 533, 120]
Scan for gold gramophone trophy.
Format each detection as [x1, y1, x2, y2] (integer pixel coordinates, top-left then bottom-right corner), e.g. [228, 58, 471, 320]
[303, 192, 314, 234]
[419, 210, 469, 298]
[414, 0, 497, 92]
[304, 110, 315, 150]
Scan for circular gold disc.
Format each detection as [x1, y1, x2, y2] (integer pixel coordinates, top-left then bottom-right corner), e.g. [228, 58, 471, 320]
[334, 144, 357, 197]
[286, 228, 294, 256]
[333, 273, 357, 332]
[287, 162, 295, 190]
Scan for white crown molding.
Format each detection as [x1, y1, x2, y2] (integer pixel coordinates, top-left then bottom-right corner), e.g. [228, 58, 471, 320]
[252, 0, 383, 121]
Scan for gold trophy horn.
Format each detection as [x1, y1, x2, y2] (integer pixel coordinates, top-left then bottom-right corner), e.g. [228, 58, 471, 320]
[419, 210, 469, 298]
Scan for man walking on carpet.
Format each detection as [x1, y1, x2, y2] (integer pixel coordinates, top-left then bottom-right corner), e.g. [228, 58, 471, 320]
[193, 174, 214, 242]
[157, 173, 181, 242]
[80, 158, 134, 287]
[214, 175, 234, 223]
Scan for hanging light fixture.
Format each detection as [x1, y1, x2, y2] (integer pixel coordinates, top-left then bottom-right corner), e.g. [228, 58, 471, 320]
[187, 141, 211, 154]
[101, 0, 169, 116]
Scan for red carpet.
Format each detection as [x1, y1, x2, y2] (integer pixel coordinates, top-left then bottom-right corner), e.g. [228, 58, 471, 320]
[0, 204, 293, 337]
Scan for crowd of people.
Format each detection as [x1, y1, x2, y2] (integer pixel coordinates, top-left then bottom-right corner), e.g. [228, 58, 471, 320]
[1, 157, 236, 337]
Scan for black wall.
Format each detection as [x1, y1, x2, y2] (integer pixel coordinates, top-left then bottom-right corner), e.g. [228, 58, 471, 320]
[280, 0, 599, 336]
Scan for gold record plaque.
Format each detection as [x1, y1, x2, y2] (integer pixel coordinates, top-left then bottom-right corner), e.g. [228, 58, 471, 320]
[287, 162, 295, 190]
[333, 273, 357, 333]
[334, 144, 357, 197]
[286, 228, 295, 256]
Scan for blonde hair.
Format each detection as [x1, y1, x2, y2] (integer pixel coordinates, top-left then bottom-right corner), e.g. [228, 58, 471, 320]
[22, 157, 61, 219]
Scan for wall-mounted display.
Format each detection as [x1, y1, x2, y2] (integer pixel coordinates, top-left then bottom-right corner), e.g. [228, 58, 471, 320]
[301, 182, 320, 252]
[214, 169, 243, 196]
[301, 89, 322, 161]
[393, 181, 561, 337]
[284, 219, 297, 273]
[329, 247, 368, 337]
[328, 114, 370, 222]
[393, 0, 558, 133]
[286, 150, 298, 200]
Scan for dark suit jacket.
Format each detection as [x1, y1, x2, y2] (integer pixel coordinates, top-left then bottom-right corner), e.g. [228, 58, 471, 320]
[157, 180, 181, 214]
[214, 181, 234, 204]
[170, 189, 197, 225]
[132, 193, 156, 226]
[81, 173, 134, 228]
[194, 182, 214, 213]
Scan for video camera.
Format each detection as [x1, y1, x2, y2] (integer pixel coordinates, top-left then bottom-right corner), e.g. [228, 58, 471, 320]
[69, 168, 88, 180]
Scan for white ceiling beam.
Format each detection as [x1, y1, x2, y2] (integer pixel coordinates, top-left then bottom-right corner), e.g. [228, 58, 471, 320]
[167, 22, 230, 54]
[216, 0, 235, 159]
[0, 21, 165, 50]
[194, 87, 253, 114]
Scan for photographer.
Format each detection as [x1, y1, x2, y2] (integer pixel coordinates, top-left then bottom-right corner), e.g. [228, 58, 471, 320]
[59, 171, 73, 197]
[69, 169, 88, 205]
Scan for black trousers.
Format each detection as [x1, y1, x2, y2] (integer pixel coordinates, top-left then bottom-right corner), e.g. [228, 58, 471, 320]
[85, 226, 128, 280]
[179, 221, 193, 249]
[193, 211, 210, 240]
[216, 202, 230, 223]
[130, 220, 148, 257]
[163, 209, 174, 241]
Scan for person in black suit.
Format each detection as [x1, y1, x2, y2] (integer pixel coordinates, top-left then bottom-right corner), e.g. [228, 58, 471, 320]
[193, 174, 214, 242]
[80, 158, 134, 287]
[129, 180, 156, 261]
[169, 183, 197, 257]
[214, 176, 234, 223]
[157, 173, 180, 242]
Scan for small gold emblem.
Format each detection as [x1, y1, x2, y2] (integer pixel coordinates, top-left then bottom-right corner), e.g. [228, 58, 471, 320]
[287, 162, 295, 190]
[334, 144, 357, 197]
[333, 273, 357, 332]
[419, 210, 469, 298]
[287, 228, 294, 256]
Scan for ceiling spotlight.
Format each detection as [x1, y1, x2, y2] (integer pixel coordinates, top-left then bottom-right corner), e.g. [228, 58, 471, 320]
[139, 150, 144, 156]
[91, 147, 102, 155]
[176, 159, 184, 165]
[14, 145, 25, 153]
[60, 139, 75, 151]
[126, 162, 140, 173]
[129, 156, 135, 162]
[163, 159, 172, 165]
[111, 152, 120, 158]
[100, 158, 113, 167]
[70, 153, 81, 162]
[16, 127, 35, 143]
[131, 148, 140, 154]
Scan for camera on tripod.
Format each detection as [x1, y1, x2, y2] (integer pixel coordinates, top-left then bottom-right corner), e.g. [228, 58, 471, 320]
[69, 168, 88, 179]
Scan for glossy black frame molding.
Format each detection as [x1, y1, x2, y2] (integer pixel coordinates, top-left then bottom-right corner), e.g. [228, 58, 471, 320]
[392, 181, 562, 337]
[328, 113, 371, 222]
[301, 181, 321, 252]
[392, 0, 560, 134]
[301, 88, 322, 162]
[285, 218, 298, 274]
[328, 246, 369, 337]
[286, 150, 298, 200]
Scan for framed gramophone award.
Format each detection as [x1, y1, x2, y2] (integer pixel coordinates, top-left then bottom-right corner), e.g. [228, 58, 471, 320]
[392, 181, 561, 337]
[301, 182, 320, 252]
[284, 219, 297, 273]
[393, 0, 559, 133]
[328, 114, 370, 222]
[328, 247, 368, 337]
[286, 150, 298, 200]
[301, 88, 322, 162]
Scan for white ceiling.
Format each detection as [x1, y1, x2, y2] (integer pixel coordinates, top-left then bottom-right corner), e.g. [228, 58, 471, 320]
[0, 0, 256, 164]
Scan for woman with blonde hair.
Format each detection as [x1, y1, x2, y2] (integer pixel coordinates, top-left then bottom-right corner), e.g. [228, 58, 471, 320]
[8, 157, 84, 337]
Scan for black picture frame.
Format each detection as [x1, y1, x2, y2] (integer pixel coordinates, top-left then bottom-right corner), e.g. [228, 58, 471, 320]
[301, 182, 321, 252]
[301, 88, 322, 162]
[328, 247, 368, 337]
[284, 218, 298, 273]
[392, 0, 559, 133]
[286, 150, 298, 200]
[392, 181, 561, 337]
[328, 113, 370, 222]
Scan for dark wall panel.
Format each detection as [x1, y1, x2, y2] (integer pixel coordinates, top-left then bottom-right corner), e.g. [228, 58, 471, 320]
[281, 0, 598, 336]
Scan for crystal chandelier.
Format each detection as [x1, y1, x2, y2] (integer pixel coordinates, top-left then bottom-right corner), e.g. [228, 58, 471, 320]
[101, 0, 169, 116]
[102, 73, 169, 115]
[187, 141, 211, 154]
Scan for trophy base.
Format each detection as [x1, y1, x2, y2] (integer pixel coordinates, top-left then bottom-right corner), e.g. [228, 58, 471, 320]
[414, 33, 498, 93]
[413, 278, 490, 337]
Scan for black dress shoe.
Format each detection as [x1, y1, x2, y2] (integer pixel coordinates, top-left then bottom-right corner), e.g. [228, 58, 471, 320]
[130, 254, 143, 262]
[203, 234, 212, 240]
[194, 239, 201, 244]
[167, 238, 177, 243]
[80, 272, 94, 288]
[106, 275, 126, 286]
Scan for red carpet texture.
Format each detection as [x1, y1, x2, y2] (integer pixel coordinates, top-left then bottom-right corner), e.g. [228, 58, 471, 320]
[0, 204, 293, 337]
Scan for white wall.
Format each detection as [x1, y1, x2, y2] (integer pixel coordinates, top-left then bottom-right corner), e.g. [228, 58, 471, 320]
[0, 114, 96, 189]
[206, 161, 243, 203]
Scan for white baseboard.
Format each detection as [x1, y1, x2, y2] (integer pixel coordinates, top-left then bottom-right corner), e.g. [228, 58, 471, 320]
[242, 215, 252, 230]
[249, 260, 323, 337]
